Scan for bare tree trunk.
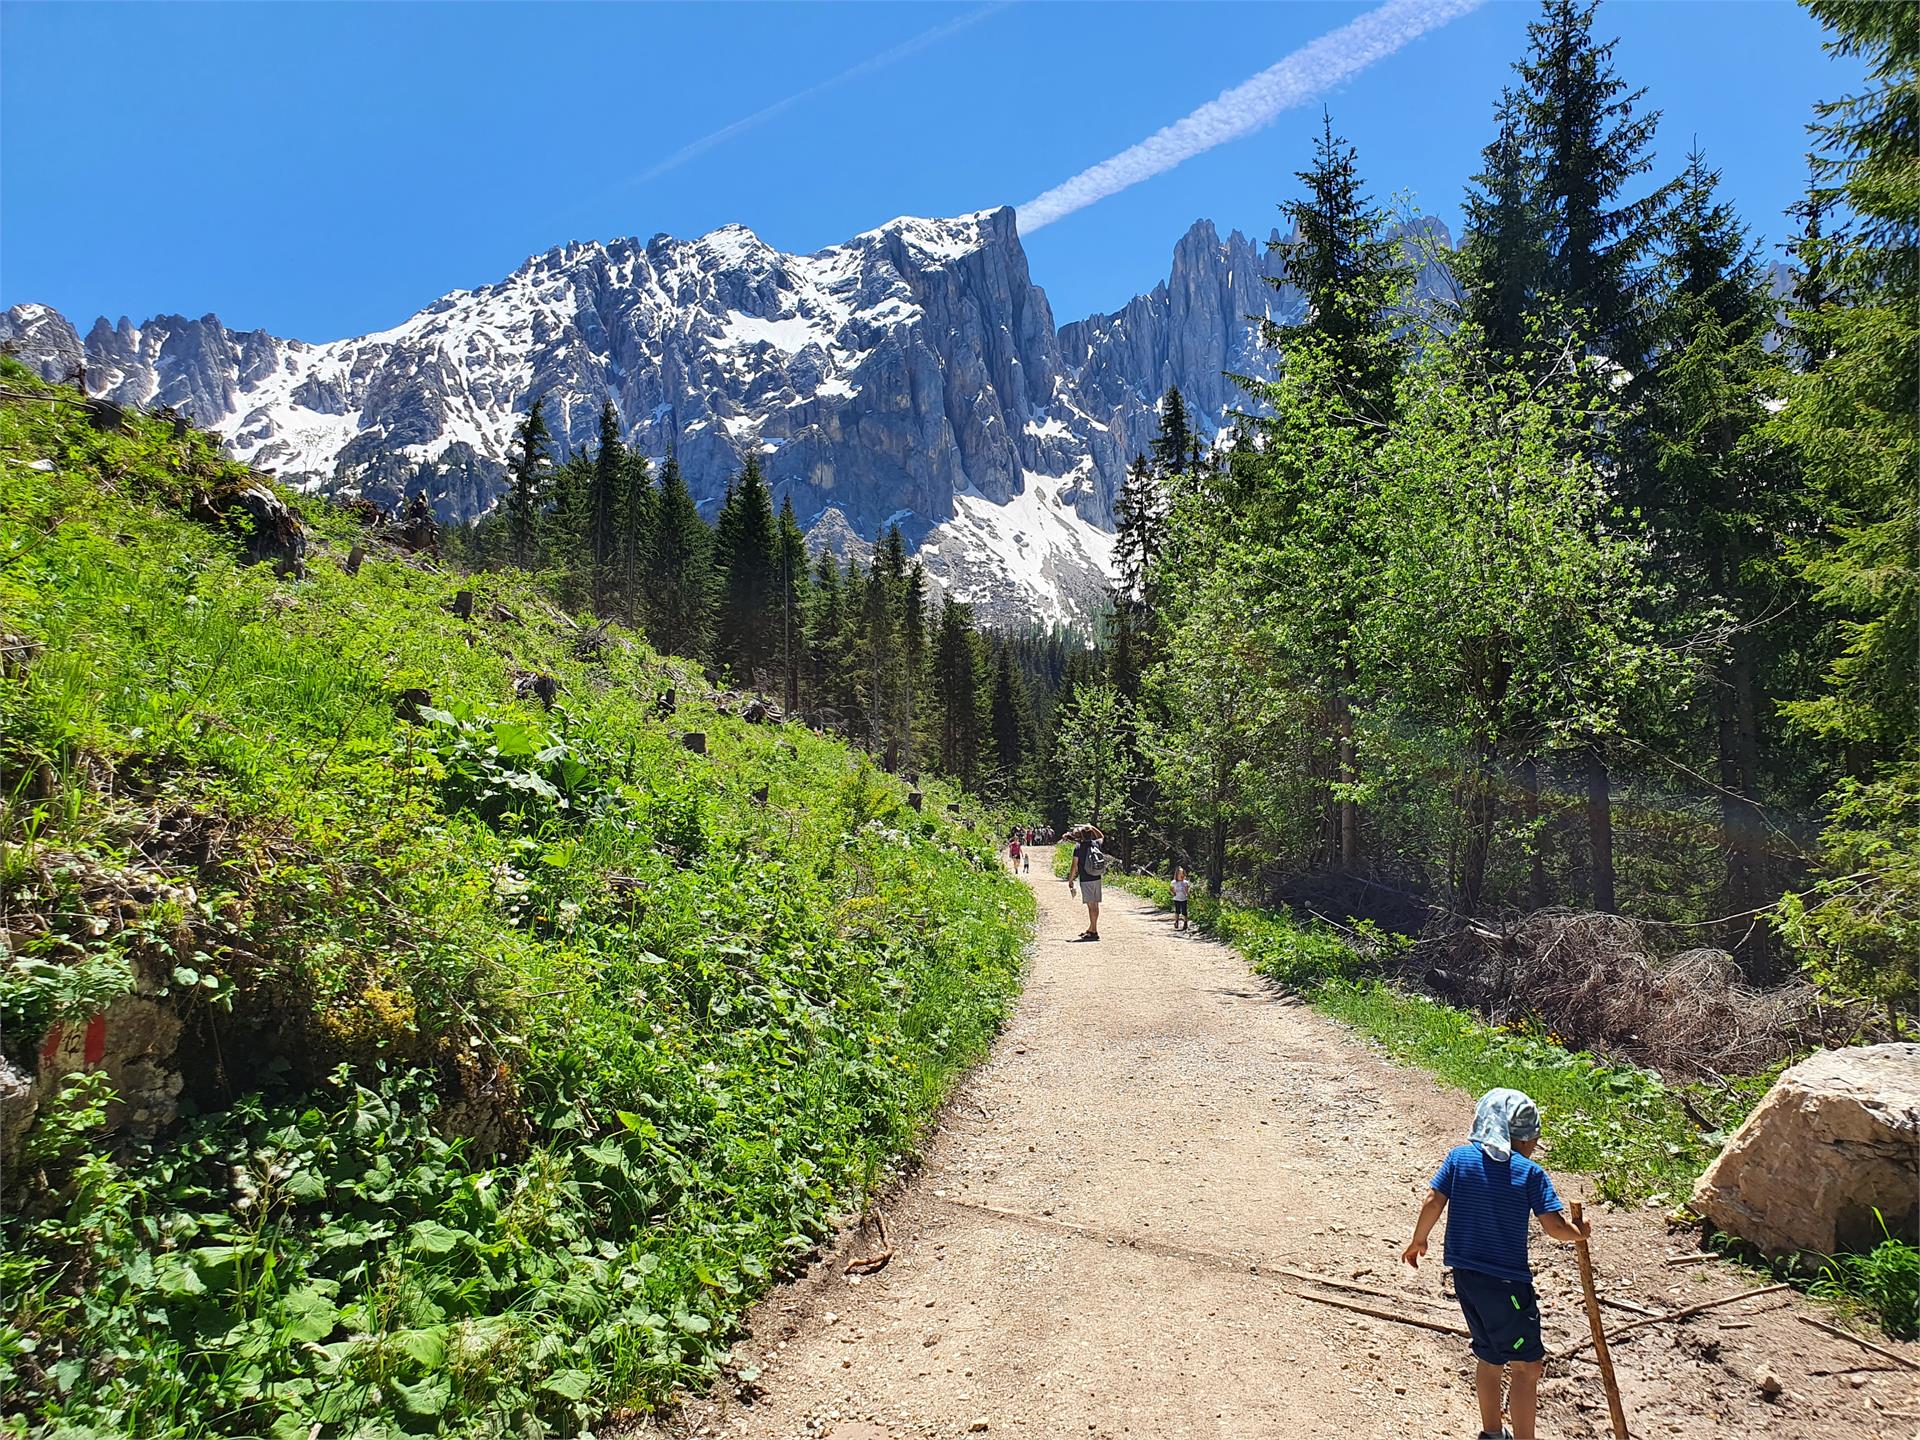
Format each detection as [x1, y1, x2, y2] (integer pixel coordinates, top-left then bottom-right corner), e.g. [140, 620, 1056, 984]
[1520, 756, 1548, 909]
[1460, 743, 1496, 917]
[1586, 746, 1614, 913]
[1721, 641, 1774, 977]
[1208, 797, 1227, 899]
[1335, 659, 1358, 869]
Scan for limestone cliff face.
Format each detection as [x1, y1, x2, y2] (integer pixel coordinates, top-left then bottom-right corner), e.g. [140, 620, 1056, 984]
[1, 210, 1452, 624]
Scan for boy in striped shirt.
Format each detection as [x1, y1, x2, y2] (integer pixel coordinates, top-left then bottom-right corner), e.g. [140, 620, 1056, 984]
[1402, 1089, 1590, 1440]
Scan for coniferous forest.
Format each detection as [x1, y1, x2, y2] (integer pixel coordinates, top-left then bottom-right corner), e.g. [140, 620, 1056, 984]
[453, 0, 1913, 1021]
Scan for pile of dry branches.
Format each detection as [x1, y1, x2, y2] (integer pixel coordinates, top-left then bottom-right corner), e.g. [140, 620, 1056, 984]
[1425, 909, 1842, 1076]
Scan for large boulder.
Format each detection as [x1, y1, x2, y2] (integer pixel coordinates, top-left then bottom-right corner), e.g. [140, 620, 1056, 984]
[1693, 1043, 1920, 1256]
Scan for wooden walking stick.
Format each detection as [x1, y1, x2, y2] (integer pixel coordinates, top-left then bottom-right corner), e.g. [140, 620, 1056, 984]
[1570, 1202, 1630, 1440]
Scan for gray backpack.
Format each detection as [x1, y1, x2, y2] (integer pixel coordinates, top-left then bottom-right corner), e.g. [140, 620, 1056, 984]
[1081, 841, 1109, 878]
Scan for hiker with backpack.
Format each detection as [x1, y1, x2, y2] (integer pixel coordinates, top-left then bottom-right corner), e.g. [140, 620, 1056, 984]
[1065, 824, 1108, 941]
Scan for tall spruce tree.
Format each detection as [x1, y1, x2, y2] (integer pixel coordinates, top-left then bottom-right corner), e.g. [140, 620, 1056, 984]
[934, 597, 982, 787]
[806, 552, 854, 720]
[647, 454, 712, 659]
[588, 399, 623, 614]
[713, 458, 779, 684]
[1460, 89, 1548, 358]
[860, 558, 899, 762]
[1771, 0, 1918, 1020]
[1642, 150, 1806, 970]
[618, 449, 654, 629]
[1273, 110, 1412, 422]
[1149, 387, 1193, 476]
[1516, 0, 1675, 366]
[898, 562, 929, 773]
[1510, 0, 1675, 909]
[775, 497, 808, 713]
[504, 397, 553, 570]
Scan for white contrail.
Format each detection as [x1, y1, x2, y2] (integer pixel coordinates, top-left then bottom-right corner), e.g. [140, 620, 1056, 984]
[636, 3, 1009, 183]
[1016, 0, 1484, 233]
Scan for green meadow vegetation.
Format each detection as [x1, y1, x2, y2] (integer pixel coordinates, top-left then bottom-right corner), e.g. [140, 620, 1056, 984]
[0, 360, 1033, 1438]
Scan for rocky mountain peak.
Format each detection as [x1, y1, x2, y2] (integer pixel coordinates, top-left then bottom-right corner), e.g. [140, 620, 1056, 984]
[0, 207, 1454, 625]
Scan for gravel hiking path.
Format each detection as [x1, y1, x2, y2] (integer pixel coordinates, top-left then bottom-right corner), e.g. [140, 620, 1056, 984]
[652, 850, 1920, 1440]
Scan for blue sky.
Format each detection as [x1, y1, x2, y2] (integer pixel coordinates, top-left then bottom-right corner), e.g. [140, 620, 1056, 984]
[1, 1, 1860, 343]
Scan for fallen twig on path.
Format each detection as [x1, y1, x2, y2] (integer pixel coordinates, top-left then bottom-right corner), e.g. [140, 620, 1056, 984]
[1797, 1314, 1920, 1372]
[845, 1209, 892, 1276]
[1599, 1295, 1663, 1318]
[1265, 1265, 1455, 1313]
[1563, 1284, 1790, 1356]
[1293, 1290, 1470, 1337]
[1664, 1252, 1718, 1266]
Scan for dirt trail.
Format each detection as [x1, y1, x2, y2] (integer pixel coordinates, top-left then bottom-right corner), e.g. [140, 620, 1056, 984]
[662, 852, 1920, 1440]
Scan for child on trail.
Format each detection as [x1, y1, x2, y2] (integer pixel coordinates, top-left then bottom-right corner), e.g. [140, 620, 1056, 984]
[1169, 867, 1193, 931]
[1403, 1089, 1589, 1440]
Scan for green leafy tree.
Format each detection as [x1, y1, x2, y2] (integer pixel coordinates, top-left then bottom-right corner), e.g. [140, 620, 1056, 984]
[1372, 334, 1657, 916]
[1052, 681, 1135, 832]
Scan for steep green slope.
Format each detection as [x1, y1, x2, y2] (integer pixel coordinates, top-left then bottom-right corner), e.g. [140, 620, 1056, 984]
[0, 362, 1032, 1439]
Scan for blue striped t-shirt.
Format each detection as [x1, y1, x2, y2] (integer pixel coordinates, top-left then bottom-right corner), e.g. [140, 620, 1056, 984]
[1432, 1142, 1563, 1284]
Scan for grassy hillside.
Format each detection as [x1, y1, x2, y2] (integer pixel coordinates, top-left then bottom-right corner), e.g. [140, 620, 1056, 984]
[0, 362, 1033, 1438]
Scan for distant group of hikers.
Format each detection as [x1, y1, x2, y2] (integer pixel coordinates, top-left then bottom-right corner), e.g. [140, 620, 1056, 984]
[1002, 824, 1054, 875]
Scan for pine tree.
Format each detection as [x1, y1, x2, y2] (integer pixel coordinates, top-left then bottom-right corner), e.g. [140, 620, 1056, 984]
[1508, 0, 1676, 908]
[806, 552, 852, 720]
[986, 644, 1036, 802]
[588, 400, 623, 615]
[1771, 0, 1918, 1020]
[776, 496, 808, 713]
[934, 596, 982, 786]
[542, 450, 592, 598]
[504, 397, 553, 570]
[1459, 89, 1547, 358]
[860, 559, 899, 763]
[712, 458, 779, 684]
[1641, 150, 1805, 974]
[618, 449, 654, 630]
[1115, 451, 1165, 606]
[1515, 0, 1676, 365]
[898, 562, 929, 773]
[1256, 114, 1409, 869]
[647, 454, 712, 659]
[1272, 110, 1412, 423]
[1149, 387, 1193, 477]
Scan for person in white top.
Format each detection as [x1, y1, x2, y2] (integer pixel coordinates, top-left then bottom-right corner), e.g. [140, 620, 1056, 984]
[1169, 867, 1193, 931]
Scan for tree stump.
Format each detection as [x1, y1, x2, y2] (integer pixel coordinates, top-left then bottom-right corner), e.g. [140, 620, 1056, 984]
[450, 589, 474, 619]
[682, 732, 707, 755]
[907, 791, 924, 812]
[344, 543, 366, 576]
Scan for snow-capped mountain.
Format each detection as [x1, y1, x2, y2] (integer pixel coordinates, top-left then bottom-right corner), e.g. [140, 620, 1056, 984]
[2, 208, 1450, 624]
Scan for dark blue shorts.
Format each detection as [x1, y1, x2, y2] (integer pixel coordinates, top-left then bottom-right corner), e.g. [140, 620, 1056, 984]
[1453, 1267, 1544, 1365]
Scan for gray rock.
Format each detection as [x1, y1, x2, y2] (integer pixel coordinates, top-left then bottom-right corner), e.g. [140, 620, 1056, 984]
[1693, 1042, 1920, 1256]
